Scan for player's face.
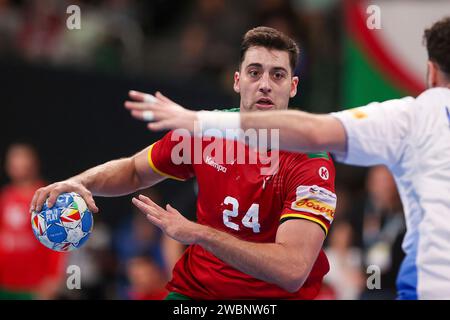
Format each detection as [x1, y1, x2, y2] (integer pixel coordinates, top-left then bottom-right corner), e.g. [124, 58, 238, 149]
[234, 46, 299, 112]
[5, 145, 39, 183]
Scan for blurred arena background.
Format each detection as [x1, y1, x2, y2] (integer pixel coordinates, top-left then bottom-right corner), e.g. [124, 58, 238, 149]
[0, 0, 448, 300]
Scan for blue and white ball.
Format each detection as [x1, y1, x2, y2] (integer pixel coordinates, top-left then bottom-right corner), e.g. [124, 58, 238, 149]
[31, 192, 94, 252]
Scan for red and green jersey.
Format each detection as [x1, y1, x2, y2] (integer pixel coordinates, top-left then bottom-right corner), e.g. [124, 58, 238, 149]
[149, 131, 336, 299]
[0, 182, 66, 293]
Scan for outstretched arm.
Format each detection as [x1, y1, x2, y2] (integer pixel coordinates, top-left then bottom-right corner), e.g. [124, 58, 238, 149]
[132, 194, 325, 293]
[240, 110, 347, 154]
[124, 91, 347, 155]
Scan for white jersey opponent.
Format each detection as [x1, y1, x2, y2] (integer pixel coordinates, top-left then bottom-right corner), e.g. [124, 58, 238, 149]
[332, 87, 450, 299]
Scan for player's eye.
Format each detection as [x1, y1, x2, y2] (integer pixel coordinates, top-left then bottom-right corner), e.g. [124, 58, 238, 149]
[272, 71, 286, 80]
[248, 69, 260, 78]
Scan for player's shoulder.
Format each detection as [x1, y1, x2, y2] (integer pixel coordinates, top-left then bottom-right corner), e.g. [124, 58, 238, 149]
[280, 150, 335, 167]
[278, 151, 335, 189]
[281, 150, 332, 160]
[160, 129, 195, 142]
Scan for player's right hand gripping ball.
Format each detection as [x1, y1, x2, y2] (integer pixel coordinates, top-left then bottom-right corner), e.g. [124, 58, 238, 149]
[31, 192, 94, 252]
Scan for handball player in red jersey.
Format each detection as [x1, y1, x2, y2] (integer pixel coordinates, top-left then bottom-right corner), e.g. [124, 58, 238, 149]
[31, 27, 337, 299]
[1, 144, 66, 299]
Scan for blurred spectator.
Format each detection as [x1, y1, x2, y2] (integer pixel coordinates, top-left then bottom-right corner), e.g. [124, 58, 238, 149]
[0, 143, 66, 299]
[54, 0, 145, 72]
[322, 221, 365, 300]
[15, 0, 65, 63]
[0, 0, 21, 57]
[125, 255, 168, 300]
[289, 0, 342, 113]
[360, 166, 405, 299]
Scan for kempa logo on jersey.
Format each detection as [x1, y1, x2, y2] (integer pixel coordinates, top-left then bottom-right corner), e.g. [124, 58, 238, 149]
[205, 156, 227, 173]
[293, 198, 335, 222]
[170, 127, 280, 176]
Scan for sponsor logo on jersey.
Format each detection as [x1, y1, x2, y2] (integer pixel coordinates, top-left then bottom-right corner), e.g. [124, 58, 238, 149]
[205, 155, 227, 173]
[318, 166, 329, 180]
[293, 198, 335, 222]
[291, 185, 336, 222]
[348, 108, 368, 119]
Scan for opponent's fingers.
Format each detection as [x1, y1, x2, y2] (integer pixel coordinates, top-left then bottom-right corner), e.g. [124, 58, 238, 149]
[124, 101, 157, 111]
[129, 90, 159, 105]
[130, 110, 145, 120]
[129, 90, 151, 102]
[155, 91, 174, 104]
[147, 120, 172, 131]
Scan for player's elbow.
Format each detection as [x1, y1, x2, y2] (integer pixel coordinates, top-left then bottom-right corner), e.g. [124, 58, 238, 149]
[278, 263, 309, 293]
[281, 276, 307, 293]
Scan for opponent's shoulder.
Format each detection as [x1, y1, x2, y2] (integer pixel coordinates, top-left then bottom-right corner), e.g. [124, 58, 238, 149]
[415, 87, 450, 108]
[417, 87, 450, 99]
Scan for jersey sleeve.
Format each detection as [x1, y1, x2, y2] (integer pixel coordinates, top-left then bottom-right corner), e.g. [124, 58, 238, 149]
[331, 96, 416, 168]
[280, 154, 336, 236]
[148, 131, 195, 181]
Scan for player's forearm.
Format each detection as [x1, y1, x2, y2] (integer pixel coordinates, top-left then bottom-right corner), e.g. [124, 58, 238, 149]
[195, 225, 308, 293]
[241, 110, 345, 153]
[70, 157, 144, 197]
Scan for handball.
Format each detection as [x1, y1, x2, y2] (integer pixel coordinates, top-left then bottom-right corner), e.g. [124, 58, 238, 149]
[31, 192, 94, 252]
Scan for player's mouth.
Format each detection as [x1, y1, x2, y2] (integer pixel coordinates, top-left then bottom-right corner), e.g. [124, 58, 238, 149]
[255, 98, 275, 110]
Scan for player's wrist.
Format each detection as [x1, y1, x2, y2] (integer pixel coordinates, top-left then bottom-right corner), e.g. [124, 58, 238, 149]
[193, 223, 216, 246]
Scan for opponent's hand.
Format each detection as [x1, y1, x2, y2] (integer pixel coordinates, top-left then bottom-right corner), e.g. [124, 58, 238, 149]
[30, 180, 99, 214]
[124, 90, 198, 132]
[132, 194, 201, 245]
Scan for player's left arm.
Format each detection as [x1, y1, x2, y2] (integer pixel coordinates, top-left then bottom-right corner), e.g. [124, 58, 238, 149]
[132, 195, 325, 293]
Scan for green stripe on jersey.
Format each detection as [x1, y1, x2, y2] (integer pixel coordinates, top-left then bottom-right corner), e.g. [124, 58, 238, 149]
[218, 107, 240, 113]
[165, 291, 192, 300]
[307, 152, 330, 160]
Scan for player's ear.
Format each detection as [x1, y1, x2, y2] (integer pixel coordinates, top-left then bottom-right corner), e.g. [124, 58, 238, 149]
[233, 71, 240, 93]
[427, 61, 438, 88]
[290, 76, 299, 98]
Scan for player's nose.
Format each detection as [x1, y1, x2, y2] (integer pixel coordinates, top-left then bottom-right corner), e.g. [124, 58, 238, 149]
[258, 73, 272, 94]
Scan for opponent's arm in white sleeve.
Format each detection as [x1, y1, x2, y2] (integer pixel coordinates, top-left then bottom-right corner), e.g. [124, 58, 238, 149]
[128, 89, 415, 167]
[238, 110, 347, 154]
[237, 97, 415, 166]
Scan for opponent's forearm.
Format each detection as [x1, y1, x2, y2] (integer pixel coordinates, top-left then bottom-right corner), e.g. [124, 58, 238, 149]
[196, 225, 308, 292]
[241, 110, 338, 153]
[70, 157, 144, 197]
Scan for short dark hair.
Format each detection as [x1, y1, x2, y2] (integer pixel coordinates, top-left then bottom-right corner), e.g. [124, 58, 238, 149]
[239, 26, 300, 73]
[424, 16, 450, 77]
